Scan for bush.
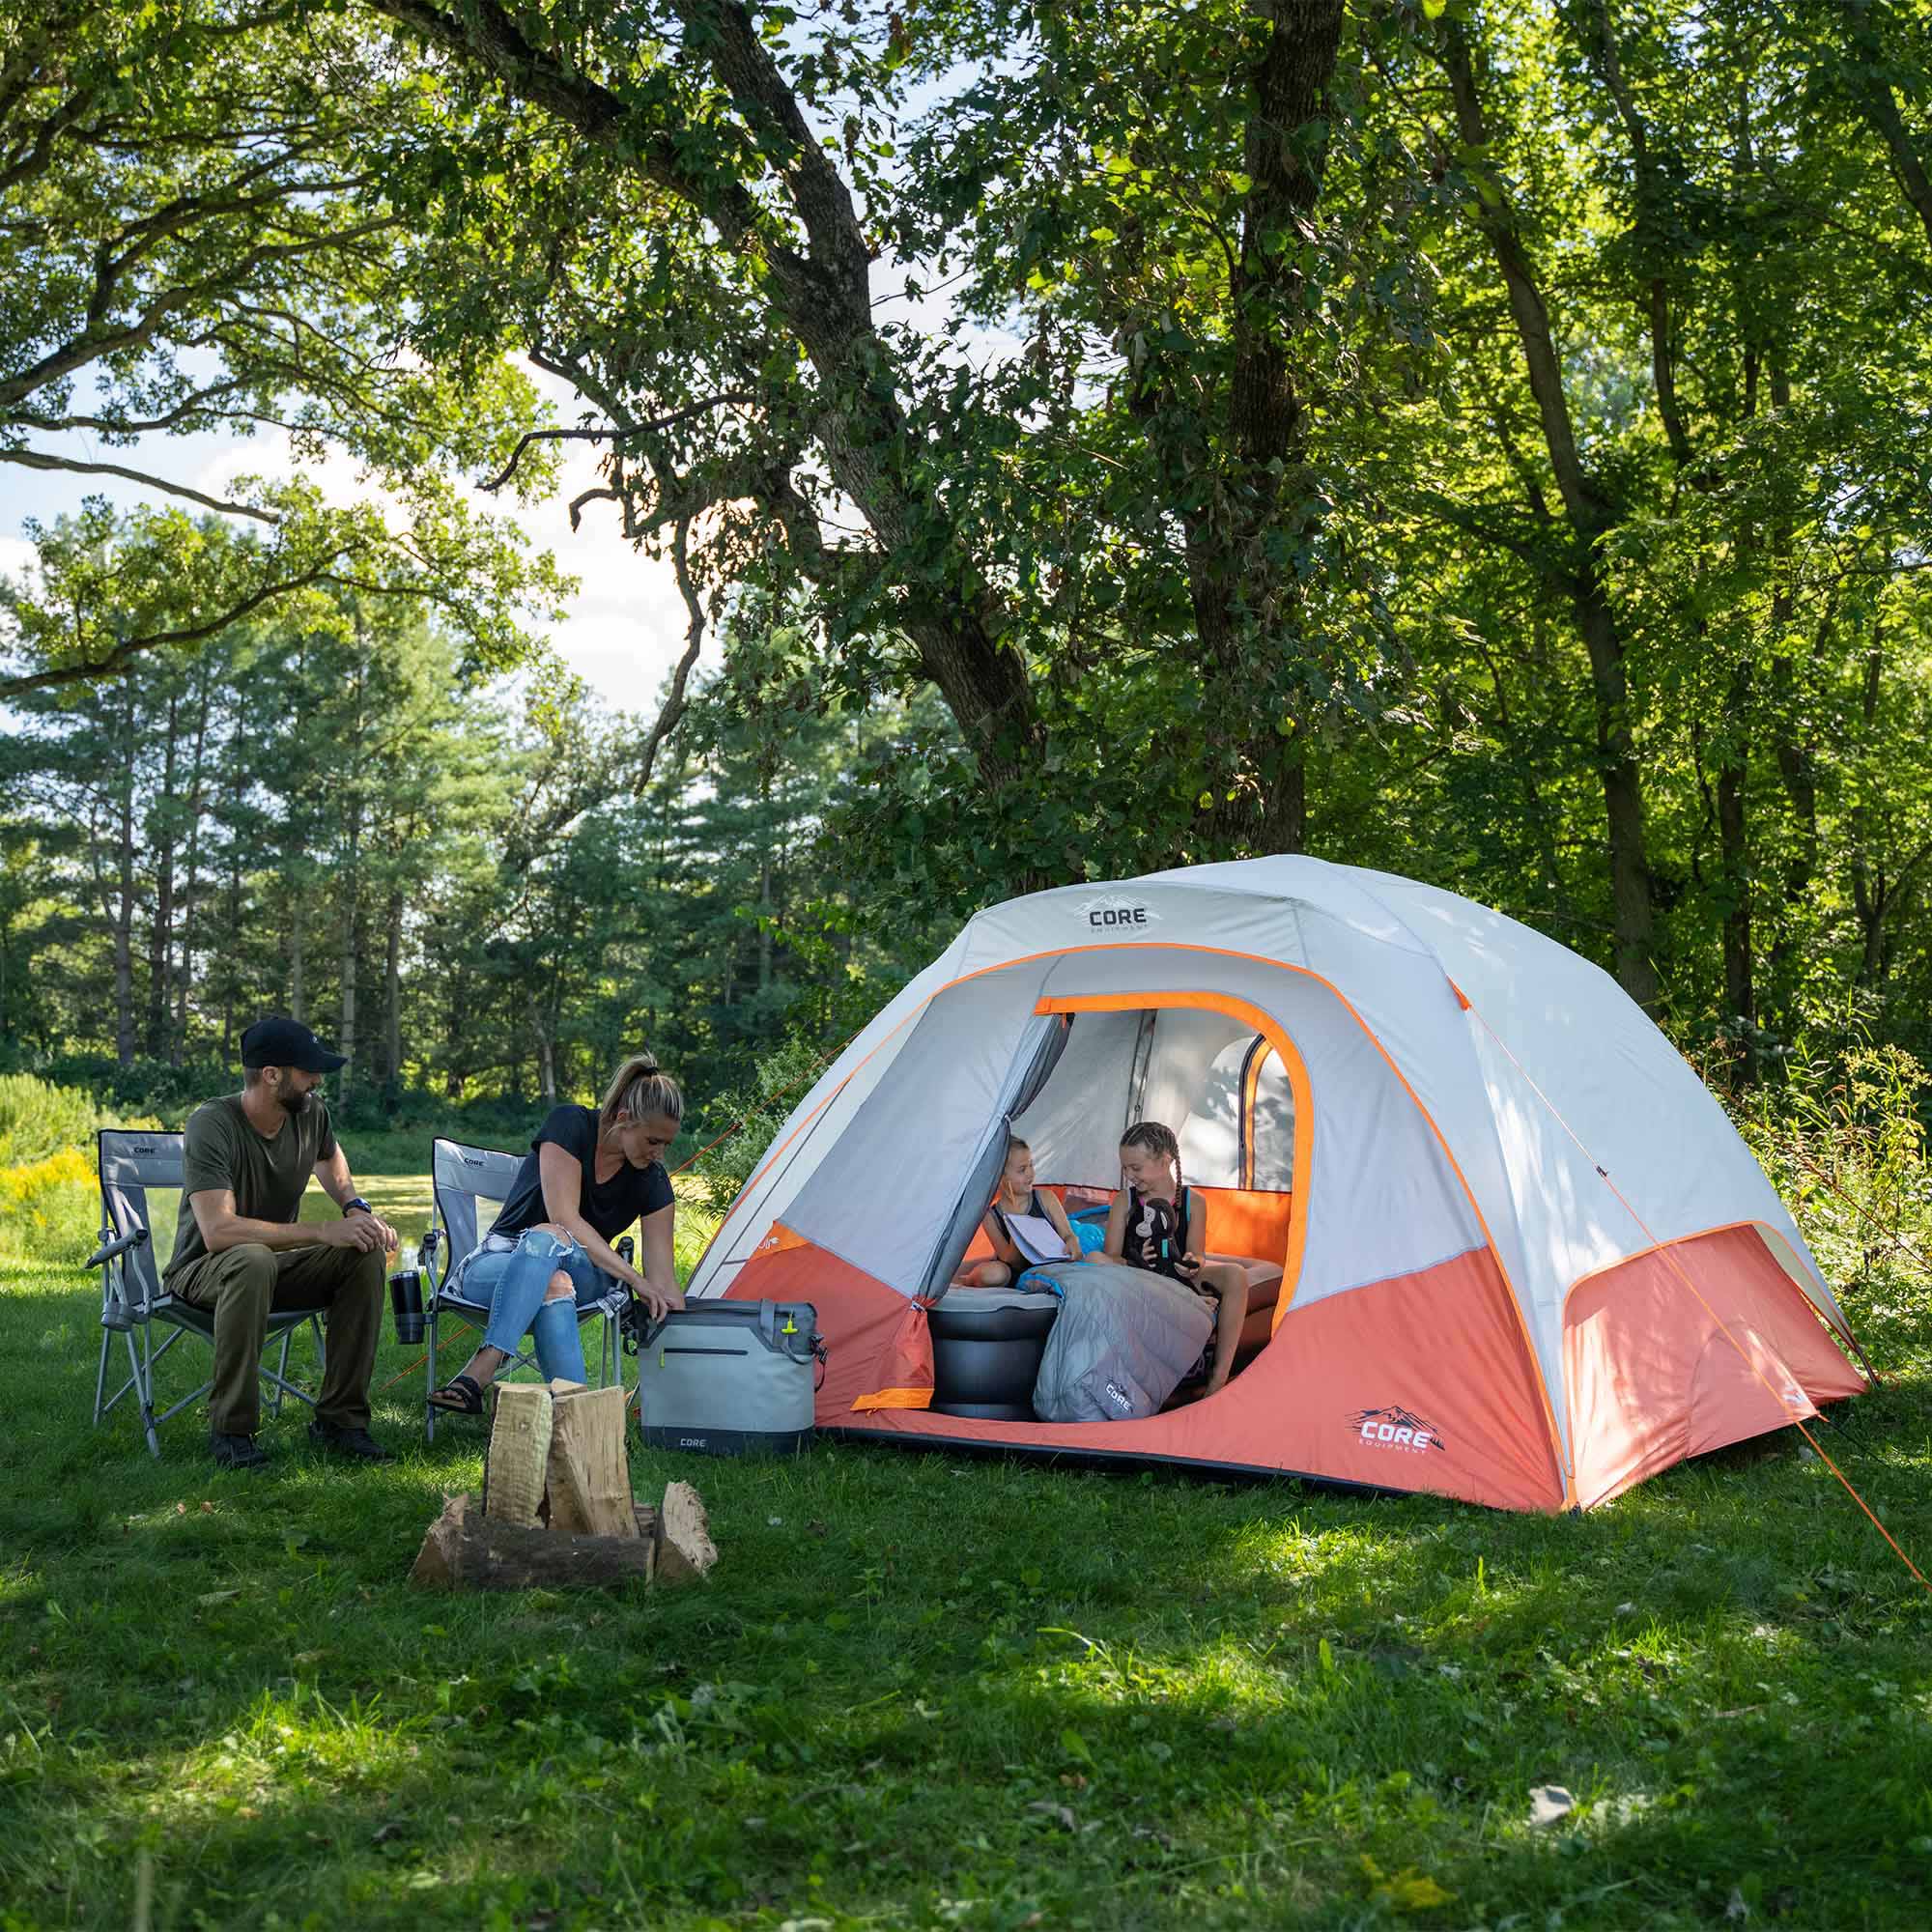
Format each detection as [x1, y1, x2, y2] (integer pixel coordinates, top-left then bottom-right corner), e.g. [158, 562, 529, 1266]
[1726, 1038, 1932, 1360]
[0, 1145, 99, 1265]
[687, 1033, 838, 1213]
[0, 1072, 102, 1166]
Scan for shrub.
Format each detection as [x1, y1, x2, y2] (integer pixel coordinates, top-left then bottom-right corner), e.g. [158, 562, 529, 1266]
[687, 1033, 838, 1213]
[0, 1072, 101, 1166]
[0, 1145, 100, 1265]
[1726, 1038, 1932, 1360]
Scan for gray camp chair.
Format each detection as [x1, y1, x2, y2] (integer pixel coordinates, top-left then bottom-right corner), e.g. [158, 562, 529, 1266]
[91, 1128, 327, 1458]
[418, 1136, 634, 1441]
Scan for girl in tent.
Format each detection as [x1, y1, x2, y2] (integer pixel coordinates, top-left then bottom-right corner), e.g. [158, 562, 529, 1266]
[1104, 1121, 1250, 1398]
[952, 1136, 1089, 1287]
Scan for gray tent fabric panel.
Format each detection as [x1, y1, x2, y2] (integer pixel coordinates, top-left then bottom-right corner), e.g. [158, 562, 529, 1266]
[1011, 1007, 1143, 1186]
[1176, 1032, 1259, 1188]
[1031, 1260, 1214, 1422]
[1250, 1051, 1294, 1189]
[1141, 1009, 1247, 1144]
[784, 963, 1053, 1291]
[922, 1011, 1070, 1294]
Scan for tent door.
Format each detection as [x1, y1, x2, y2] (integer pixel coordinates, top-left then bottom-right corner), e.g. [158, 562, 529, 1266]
[921, 1012, 1072, 1299]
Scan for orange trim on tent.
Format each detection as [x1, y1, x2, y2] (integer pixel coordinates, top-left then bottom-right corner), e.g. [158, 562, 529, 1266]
[851, 1387, 936, 1410]
[752, 1221, 810, 1260]
[1036, 991, 1315, 1311]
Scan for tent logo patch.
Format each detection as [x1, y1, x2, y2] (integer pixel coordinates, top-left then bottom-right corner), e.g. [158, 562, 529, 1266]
[1078, 894, 1162, 929]
[1349, 1405, 1445, 1455]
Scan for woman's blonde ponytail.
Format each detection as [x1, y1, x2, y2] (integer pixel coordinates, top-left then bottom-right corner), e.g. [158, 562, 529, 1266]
[600, 1051, 685, 1136]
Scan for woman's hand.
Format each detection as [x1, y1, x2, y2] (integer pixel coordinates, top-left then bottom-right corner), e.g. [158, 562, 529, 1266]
[635, 1281, 686, 1321]
[1174, 1250, 1205, 1284]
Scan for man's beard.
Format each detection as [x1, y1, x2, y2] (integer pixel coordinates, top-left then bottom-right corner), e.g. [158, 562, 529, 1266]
[277, 1079, 312, 1116]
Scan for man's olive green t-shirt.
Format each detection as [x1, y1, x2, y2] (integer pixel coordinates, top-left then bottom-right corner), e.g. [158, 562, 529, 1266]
[164, 1094, 337, 1281]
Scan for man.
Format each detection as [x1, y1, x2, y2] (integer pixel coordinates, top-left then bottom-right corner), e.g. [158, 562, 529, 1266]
[164, 1015, 400, 1469]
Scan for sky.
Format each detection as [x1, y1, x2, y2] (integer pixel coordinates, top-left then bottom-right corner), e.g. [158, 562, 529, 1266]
[0, 361, 704, 718]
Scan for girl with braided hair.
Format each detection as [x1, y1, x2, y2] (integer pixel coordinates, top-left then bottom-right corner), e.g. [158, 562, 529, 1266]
[1102, 1120, 1251, 1398]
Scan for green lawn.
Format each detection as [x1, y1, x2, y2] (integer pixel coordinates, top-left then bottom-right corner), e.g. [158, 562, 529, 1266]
[3, 1148, 1930, 1929]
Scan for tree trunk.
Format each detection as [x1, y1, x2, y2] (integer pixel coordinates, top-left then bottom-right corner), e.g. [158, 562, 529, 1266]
[1845, 0, 1932, 250]
[175, 665, 213, 1064]
[289, 897, 305, 1024]
[384, 888, 404, 1098]
[339, 810, 359, 1102]
[146, 693, 180, 1058]
[1715, 663, 1754, 1051]
[1439, 17, 1660, 1009]
[530, 998, 557, 1101]
[113, 680, 138, 1067]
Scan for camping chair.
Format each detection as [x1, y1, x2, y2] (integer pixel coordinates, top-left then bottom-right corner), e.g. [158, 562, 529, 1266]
[418, 1137, 634, 1441]
[91, 1129, 327, 1459]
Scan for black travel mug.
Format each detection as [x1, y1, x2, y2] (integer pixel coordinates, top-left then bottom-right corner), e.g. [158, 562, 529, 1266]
[389, 1267, 425, 1345]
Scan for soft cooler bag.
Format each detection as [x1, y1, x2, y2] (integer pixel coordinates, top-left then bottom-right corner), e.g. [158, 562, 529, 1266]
[635, 1300, 824, 1455]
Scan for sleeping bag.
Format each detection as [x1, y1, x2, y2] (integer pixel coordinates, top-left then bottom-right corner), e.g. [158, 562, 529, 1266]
[1031, 1259, 1214, 1423]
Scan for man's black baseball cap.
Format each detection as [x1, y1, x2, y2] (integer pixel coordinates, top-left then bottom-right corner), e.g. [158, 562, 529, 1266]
[240, 1015, 347, 1073]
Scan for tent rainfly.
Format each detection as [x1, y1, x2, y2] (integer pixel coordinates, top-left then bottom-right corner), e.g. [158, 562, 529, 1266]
[687, 858, 1867, 1510]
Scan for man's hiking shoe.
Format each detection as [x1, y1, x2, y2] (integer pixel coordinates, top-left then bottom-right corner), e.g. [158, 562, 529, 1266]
[210, 1431, 269, 1470]
[307, 1420, 395, 1463]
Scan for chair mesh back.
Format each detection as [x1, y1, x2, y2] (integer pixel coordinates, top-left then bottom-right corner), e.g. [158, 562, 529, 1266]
[98, 1129, 185, 1310]
[431, 1138, 525, 1264]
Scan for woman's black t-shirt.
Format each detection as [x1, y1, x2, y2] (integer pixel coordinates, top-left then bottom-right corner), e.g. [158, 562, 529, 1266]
[489, 1104, 674, 1244]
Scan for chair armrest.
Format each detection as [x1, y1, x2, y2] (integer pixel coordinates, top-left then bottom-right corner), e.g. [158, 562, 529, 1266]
[87, 1226, 150, 1270]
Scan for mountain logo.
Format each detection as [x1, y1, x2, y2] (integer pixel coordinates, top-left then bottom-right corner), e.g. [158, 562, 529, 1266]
[1076, 894, 1162, 929]
[1348, 1405, 1446, 1455]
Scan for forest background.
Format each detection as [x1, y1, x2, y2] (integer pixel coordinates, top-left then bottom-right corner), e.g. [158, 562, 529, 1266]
[4, 0, 1931, 1164]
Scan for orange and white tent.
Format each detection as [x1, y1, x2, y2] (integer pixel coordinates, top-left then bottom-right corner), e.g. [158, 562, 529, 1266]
[688, 858, 1867, 1510]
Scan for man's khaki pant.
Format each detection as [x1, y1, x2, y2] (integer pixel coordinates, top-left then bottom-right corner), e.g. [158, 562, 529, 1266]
[167, 1241, 384, 1437]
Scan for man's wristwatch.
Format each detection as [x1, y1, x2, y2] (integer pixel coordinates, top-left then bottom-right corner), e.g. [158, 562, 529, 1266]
[342, 1196, 371, 1217]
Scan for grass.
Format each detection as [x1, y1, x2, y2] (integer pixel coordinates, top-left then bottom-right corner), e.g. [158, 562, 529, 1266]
[3, 1148, 1931, 1929]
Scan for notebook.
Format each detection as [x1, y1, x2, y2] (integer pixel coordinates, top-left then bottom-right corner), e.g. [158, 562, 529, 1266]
[1005, 1212, 1071, 1264]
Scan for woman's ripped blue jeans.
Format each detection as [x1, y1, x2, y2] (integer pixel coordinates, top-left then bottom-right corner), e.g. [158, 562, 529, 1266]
[458, 1228, 615, 1384]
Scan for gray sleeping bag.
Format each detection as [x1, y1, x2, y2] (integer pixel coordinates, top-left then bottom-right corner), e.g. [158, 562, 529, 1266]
[1031, 1260, 1215, 1423]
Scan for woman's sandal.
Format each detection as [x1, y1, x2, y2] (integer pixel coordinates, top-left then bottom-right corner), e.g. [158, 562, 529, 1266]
[427, 1375, 485, 1417]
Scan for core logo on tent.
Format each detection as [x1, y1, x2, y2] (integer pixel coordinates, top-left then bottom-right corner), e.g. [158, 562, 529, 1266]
[1348, 1405, 1445, 1454]
[1104, 1381, 1135, 1414]
[1077, 894, 1162, 928]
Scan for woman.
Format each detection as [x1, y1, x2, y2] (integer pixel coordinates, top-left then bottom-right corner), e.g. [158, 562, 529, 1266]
[428, 1052, 686, 1416]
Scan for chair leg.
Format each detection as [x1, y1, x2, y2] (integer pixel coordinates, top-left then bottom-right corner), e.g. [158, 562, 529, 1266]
[94, 1328, 112, 1427]
[424, 1305, 439, 1443]
[130, 1328, 160, 1459]
[269, 1327, 296, 1417]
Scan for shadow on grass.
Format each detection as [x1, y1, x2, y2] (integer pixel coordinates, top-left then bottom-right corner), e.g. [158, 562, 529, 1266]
[6, 1264, 1932, 1929]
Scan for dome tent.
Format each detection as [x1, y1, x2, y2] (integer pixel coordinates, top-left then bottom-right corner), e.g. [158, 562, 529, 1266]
[687, 858, 1867, 1510]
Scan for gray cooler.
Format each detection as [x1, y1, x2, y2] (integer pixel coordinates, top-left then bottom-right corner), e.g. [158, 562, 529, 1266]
[635, 1299, 823, 1455]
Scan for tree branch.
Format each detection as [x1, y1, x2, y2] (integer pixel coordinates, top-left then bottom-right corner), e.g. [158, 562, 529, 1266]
[0, 448, 280, 522]
[480, 393, 757, 492]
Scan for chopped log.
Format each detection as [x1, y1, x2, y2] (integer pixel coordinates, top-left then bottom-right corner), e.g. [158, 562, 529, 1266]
[483, 1384, 553, 1526]
[550, 1385, 638, 1538]
[411, 1492, 666, 1592]
[655, 1480, 718, 1585]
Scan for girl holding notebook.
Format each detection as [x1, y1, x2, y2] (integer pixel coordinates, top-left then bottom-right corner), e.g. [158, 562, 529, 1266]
[951, 1137, 1088, 1287]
